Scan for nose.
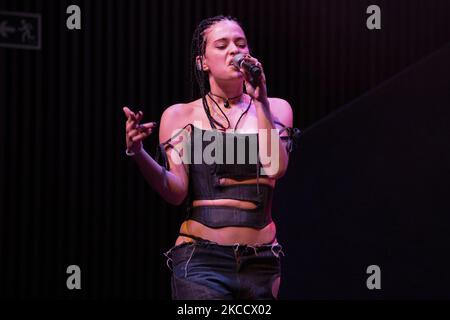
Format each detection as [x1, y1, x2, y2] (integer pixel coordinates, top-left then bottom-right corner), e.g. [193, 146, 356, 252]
[229, 42, 239, 55]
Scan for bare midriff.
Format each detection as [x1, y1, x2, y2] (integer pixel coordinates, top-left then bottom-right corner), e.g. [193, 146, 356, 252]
[175, 177, 277, 246]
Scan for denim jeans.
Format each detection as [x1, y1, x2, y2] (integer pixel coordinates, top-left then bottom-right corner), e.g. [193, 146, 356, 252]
[164, 239, 284, 300]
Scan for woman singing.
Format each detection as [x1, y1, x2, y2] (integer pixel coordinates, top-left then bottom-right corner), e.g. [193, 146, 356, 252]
[123, 15, 299, 299]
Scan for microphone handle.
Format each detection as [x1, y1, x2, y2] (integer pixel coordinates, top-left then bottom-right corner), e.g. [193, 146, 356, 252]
[242, 60, 262, 78]
[240, 60, 262, 87]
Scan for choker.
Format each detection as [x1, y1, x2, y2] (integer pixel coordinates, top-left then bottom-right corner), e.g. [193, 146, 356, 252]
[209, 92, 243, 108]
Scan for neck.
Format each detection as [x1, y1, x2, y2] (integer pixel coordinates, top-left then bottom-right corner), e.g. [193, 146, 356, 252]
[209, 78, 243, 105]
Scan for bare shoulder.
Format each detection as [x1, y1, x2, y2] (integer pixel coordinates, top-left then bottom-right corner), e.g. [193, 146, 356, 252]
[268, 97, 293, 127]
[159, 100, 199, 143]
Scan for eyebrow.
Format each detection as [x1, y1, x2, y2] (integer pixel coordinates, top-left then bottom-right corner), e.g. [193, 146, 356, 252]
[213, 37, 247, 43]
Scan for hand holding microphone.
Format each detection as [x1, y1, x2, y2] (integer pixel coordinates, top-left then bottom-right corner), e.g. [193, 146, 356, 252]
[232, 53, 267, 100]
[232, 53, 262, 81]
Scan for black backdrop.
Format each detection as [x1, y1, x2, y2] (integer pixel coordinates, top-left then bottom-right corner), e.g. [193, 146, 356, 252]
[1, 0, 449, 299]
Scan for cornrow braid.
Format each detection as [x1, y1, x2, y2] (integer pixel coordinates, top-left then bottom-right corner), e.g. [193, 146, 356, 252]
[190, 15, 243, 130]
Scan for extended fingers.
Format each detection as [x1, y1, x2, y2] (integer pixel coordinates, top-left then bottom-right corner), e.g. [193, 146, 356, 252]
[124, 107, 137, 130]
[128, 122, 157, 140]
[123, 106, 137, 122]
[136, 110, 143, 123]
[124, 108, 145, 132]
[128, 122, 157, 135]
[131, 128, 153, 142]
[123, 106, 132, 118]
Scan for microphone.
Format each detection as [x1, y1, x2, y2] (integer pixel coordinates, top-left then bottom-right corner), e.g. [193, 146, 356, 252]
[232, 53, 262, 84]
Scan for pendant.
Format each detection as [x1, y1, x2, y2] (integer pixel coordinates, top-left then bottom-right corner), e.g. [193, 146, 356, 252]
[224, 100, 231, 108]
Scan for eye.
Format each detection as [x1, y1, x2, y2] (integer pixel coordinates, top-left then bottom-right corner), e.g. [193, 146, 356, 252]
[236, 41, 247, 48]
[215, 42, 227, 49]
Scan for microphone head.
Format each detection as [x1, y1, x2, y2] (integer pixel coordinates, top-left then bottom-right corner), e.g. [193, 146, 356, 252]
[231, 53, 246, 69]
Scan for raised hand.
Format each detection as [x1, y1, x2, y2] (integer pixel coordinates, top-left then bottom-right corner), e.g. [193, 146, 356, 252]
[239, 54, 267, 102]
[123, 106, 157, 154]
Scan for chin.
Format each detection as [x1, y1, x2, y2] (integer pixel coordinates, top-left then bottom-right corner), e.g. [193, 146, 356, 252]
[217, 70, 244, 82]
[230, 70, 244, 79]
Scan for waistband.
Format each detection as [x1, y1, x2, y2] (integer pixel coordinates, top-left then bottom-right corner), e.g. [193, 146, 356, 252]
[178, 232, 277, 246]
[188, 205, 272, 229]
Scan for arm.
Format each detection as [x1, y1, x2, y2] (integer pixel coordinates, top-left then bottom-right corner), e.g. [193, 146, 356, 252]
[240, 55, 294, 179]
[255, 98, 293, 179]
[123, 105, 189, 205]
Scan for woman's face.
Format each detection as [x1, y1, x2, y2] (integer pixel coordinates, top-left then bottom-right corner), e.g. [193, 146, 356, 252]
[201, 20, 250, 81]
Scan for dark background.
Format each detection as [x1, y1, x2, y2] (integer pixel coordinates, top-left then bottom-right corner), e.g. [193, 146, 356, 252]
[0, 0, 449, 299]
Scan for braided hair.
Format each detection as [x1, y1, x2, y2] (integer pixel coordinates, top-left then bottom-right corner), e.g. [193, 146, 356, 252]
[190, 15, 245, 130]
